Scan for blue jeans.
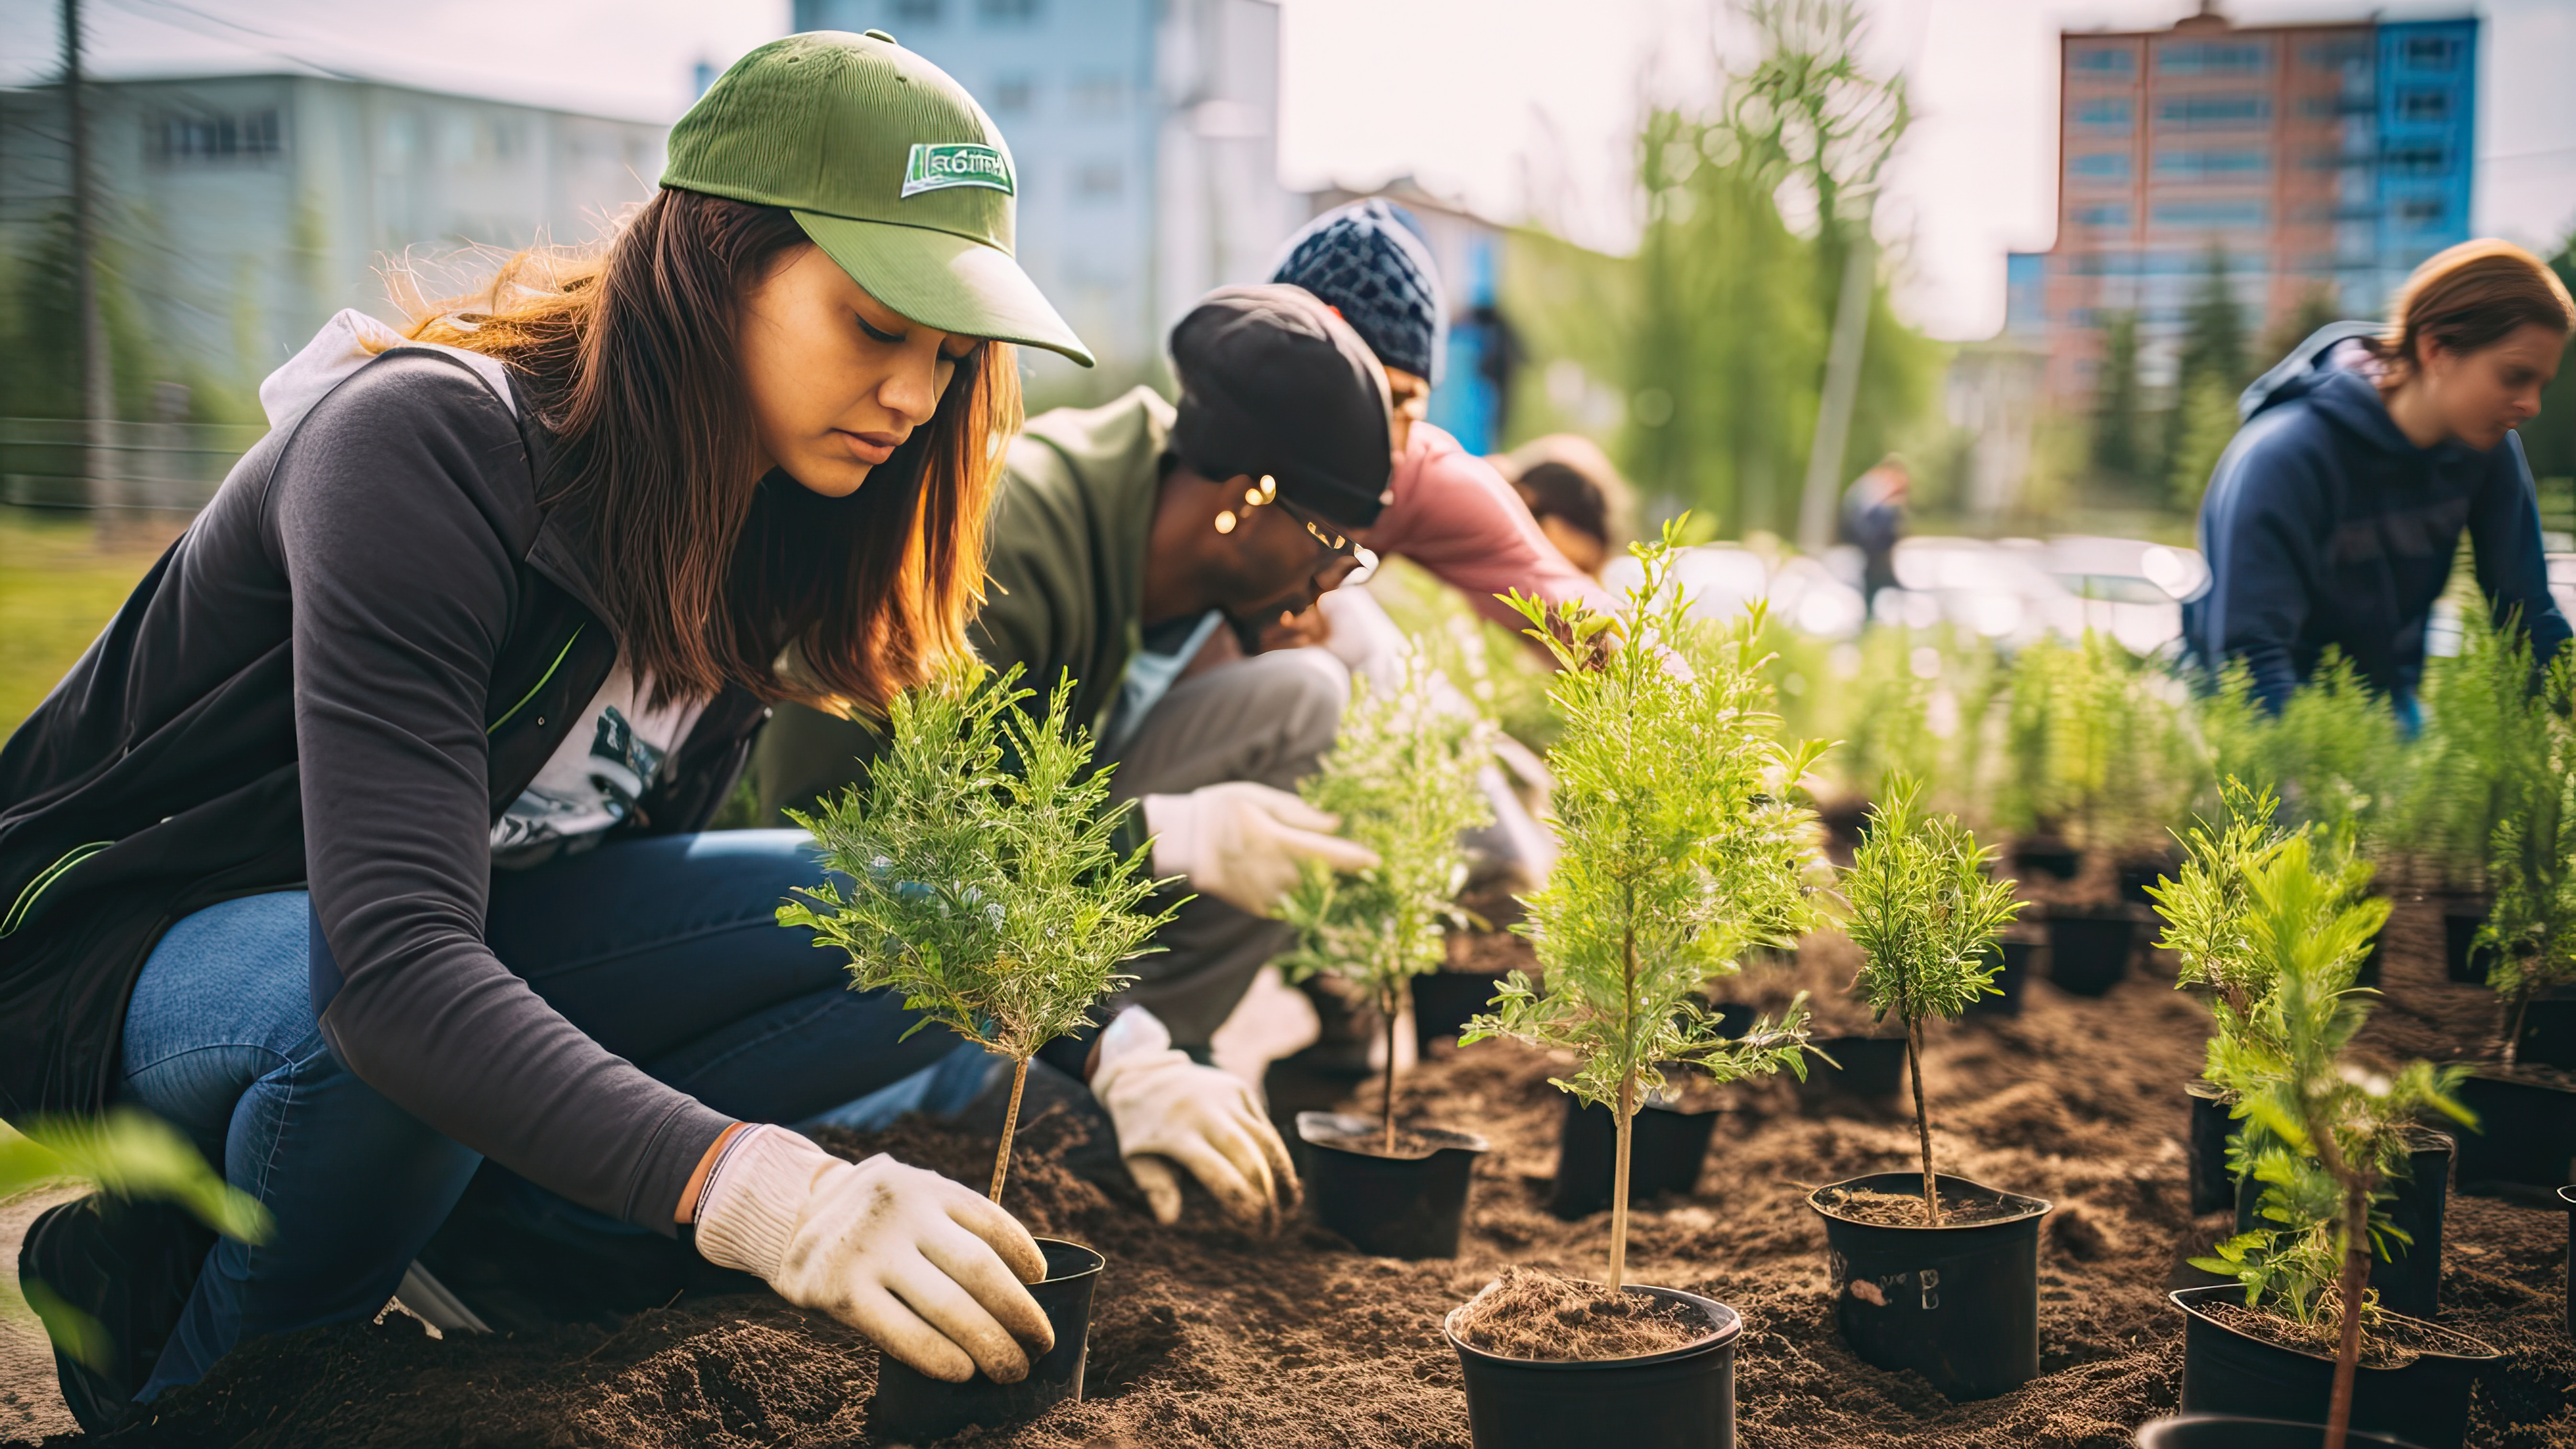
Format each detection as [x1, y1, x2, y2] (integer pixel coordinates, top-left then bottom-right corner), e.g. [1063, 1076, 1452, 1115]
[114, 829, 962, 1399]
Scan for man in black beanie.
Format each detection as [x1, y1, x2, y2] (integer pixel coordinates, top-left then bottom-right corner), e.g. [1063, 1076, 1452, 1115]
[751, 284, 1396, 1233]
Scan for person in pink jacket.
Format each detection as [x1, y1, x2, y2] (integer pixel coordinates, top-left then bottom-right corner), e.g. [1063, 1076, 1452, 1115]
[1266, 200, 1617, 635]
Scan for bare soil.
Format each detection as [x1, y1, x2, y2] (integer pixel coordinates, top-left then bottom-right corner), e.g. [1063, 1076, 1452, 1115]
[23, 895, 2576, 1449]
[1809, 1184, 2037, 1229]
[2195, 1297, 2495, 1372]
[1445, 1266, 1711, 1361]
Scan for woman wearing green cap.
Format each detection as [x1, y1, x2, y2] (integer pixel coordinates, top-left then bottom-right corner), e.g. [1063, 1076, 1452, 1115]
[1, 32, 1102, 1424]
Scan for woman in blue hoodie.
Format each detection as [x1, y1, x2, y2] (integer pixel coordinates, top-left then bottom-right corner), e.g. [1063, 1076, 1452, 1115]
[2186, 240, 2574, 723]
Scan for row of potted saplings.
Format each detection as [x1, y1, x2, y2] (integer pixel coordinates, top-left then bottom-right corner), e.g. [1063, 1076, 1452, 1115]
[778, 533, 2561, 1448]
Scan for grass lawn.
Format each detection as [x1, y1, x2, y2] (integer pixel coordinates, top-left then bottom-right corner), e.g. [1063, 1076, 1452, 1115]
[1, 510, 170, 733]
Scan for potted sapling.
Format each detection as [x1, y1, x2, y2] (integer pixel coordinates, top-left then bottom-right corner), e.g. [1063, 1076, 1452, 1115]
[2170, 834, 2497, 1449]
[1806, 774, 2051, 1402]
[2400, 601, 2549, 982]
[2156, 786, 2452, 1321]
[782, 663, 1174, 1443]
[1442, 525, 1825, 1449]
[1279, 644, 1495, 1258]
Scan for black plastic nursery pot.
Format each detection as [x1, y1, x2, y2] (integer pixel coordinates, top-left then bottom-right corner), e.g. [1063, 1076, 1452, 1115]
[2015, 840, 2082, 880]
[871, 1238, 1103, 1444]
[1966, 940, 2037, 1019]
[1799, 1036, 1908, 1104]
[2449, 1070, 2576, 1192]
[2169, 1284, 2498, 1449]
[2232, 1129, 2451, 1321]
[1549, 1096, 1722, 1220]
[1806, 1172, 2052, 1401]
[2119, 855, 2178, 906]
[2133, 1414, 2425, 1449]
[2047, 909, 2135, 996]
[2560, 1185, 2575, 1338]
[2516, 986, 2576, 1071]
[1444, 1284, 1742, 1449]
[2186, 1081, 2237, 1215]
[1296, 1111, 1488, 1259]
[2440, 900, 2494, 985]
[1412, 970, 1508, 1054]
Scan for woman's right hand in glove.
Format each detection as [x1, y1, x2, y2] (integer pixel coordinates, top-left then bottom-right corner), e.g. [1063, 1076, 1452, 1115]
[691, 1125, 1053, 1383]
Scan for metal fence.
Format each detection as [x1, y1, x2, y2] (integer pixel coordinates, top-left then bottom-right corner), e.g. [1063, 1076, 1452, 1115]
[1, 417, 267, 514]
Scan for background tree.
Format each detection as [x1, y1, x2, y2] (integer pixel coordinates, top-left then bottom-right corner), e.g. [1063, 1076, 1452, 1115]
[2091, 310, 2143, 481]
[1843, 776, 2021, 1222]
[1278, 647, 1494, 1152]
[2168, 245, 2250, 506]
[2256, 282, 2350, 375]
[1467, 525, 1825, 1290]
[783, 663, 1176, 1202]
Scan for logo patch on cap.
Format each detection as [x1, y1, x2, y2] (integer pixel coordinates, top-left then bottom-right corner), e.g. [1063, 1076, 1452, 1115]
[901, 143, 1014, 198]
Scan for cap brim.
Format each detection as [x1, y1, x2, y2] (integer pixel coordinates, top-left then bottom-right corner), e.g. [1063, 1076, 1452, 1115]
[793, 211, 1094, 367]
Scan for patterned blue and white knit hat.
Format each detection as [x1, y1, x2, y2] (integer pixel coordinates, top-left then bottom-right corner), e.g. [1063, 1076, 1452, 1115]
[1267, 198, 1447, 386]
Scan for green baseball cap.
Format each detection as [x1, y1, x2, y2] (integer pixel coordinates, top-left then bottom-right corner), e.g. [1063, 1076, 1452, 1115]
[663, 30, 1092, 366]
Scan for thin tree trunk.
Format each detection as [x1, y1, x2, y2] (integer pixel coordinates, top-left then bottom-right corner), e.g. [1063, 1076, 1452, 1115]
[1906, 1013, 1938, 1224]
[1382, 991, 1399, 1156]
[988, 1057, 1030, 1204]
[1794, 228, 1876, 556]
[2500, 989, 2529, 1072]
[2323, 1176, 2370, 1449]
[1608, 1064, 1636, 1292]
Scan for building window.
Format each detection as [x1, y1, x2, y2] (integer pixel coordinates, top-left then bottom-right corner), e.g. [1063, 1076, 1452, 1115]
[991, 74, 1033, 113]
[892, 0, 941, 21]
[2068, 152, 2131, 182]
[2396, 198, 2447, 227]
[153, 107, 283, 163]
[2302, 38, 2371, 69]
[2152, 199, 2267, 229]
[2072, 97, 2133, 134]
[1074, 161, 1122, 200]
[2394, 89, 2450, 123]
[1070, 71, 1126, 118]
[2398, 35, 2459, 71]
[2158, 94, 2270, 130]
[2154, 147, 2270, 182]
[2069, 46, 2134, 76]
[977, 0, 1039, 21]
[2159, 41, 2268, 75]
[2071, 203, 2131, 229]
[2383, 144, 2449, 176]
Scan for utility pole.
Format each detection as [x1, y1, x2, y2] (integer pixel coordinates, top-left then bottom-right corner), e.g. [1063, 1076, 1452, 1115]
[1795, 223, 1875, 556]
[63, 0, 119, 537]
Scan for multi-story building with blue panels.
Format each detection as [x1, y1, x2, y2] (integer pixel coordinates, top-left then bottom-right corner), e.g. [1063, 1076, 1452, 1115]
[2007, 6, 2477, 404]
[793, 0, 1297, 402]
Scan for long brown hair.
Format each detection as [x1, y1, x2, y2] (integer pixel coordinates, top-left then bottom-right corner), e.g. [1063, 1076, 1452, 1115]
[2369, 239, 2576, 377]
[396, 188, 1016, 718]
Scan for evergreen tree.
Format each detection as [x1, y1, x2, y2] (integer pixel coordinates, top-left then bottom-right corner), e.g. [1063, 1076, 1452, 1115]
[2092, 310, 2143, 480]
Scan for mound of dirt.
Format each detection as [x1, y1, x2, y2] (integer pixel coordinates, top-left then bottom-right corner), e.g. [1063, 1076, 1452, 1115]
[34, 895, 2575, 1449]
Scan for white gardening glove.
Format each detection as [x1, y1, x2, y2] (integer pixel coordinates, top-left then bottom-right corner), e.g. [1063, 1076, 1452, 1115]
[693, 1126, 1053, 1383]
[1090, 1006, 1300, 1233]
[1141, 781, 1380, 915]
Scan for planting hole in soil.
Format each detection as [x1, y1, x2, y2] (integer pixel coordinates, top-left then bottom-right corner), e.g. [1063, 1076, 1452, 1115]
[1296, 1110, 1488, 1259]
[1808, 1171, 2052, 1400]
[869, 1238, 1104, 1444]
[1445, 1266, 1743, 1449]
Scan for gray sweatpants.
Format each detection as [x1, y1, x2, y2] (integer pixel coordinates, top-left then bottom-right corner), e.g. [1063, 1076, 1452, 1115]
[1101, 647, 1349, 1047]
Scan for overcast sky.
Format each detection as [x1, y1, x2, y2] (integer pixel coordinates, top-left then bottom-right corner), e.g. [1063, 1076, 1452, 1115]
[5, 0, 2571, 341]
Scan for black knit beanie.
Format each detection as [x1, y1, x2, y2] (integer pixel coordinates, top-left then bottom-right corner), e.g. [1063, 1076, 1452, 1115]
[1267, 198, 1447, 384]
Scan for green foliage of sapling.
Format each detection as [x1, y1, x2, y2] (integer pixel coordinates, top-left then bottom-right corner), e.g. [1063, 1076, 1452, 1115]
[2402, 599, 2553, 892]
[1277, 645, 1495, 1149]
[2196, 652, 2404, 851]
[782, 661, 1177, 1200]
[1842, 774, 2022, 1222]
[2475, 648, 2576, 1066]
[1465, 519, 1828, 1289]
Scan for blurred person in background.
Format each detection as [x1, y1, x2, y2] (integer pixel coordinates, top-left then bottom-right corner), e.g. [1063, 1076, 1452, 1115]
[2184, 239, 2574, 724]
[1840, 453, 1910, 608]
[0, 34, 1285, 1428]
[1491, 433, 1635, 580]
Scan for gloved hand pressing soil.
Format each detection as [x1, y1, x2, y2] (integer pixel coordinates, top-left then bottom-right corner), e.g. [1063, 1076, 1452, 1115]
[1142, 781, 1379, 915]
[691, 1125, 1053, 1383]
[1090, 1006, 1300, 1233]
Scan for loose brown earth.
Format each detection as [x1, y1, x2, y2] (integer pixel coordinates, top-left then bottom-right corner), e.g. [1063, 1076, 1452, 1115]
[25, 893, 2576, 1449]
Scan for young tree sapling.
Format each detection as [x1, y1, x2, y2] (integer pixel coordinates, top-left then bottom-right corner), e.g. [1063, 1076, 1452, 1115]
[1467, 522, 1826, 1291]
[2185, 834, 2469, 1449]
[2475, 650, 2576, 1066]
[1278, 646, 1494, 1154]
[782, 663, 1177, 1202]
[1843, 774, 2022, 1223]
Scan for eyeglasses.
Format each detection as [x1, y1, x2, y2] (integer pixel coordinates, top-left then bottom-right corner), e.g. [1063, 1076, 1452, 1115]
[1272, 493, 1364, 562]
